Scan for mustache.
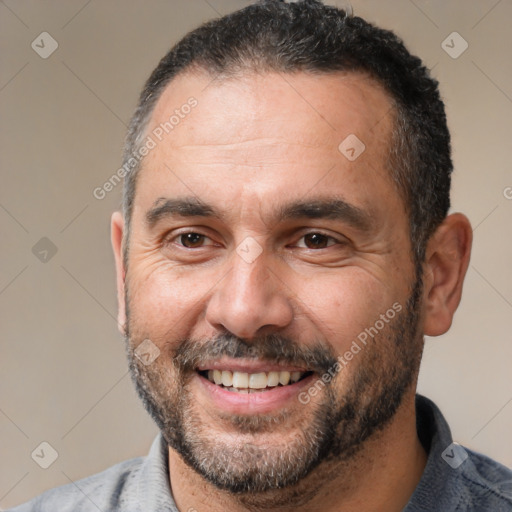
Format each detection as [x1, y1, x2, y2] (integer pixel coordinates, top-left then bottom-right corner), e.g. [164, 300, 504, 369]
[173, 332, 338, 375]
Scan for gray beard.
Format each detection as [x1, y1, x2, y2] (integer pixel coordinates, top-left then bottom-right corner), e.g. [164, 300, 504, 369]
[124, 273, 424, 496]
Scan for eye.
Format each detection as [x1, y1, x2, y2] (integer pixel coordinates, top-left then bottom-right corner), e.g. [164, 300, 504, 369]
[295, 233, 340, 249]
[175, 232, 213, 248]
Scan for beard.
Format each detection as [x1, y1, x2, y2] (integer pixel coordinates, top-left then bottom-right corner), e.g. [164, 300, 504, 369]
[124, 273, 424, 495]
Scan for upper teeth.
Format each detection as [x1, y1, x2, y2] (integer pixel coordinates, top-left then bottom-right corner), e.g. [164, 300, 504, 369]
[207, 370, 304, 389]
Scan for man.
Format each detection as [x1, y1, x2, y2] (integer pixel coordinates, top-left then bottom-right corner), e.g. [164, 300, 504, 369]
[12, 1, 512, 511]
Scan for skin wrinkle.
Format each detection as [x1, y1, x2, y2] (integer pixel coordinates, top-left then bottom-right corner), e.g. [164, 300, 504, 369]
[127, 71, 409, 504]
[106, 2, 478, 507]
[110, 67, 471, 511]
[125, 282, 424, 503]
[144, 197, 375, 243]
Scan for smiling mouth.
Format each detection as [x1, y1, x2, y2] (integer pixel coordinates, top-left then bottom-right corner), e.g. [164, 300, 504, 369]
[198, 369, 314, 393]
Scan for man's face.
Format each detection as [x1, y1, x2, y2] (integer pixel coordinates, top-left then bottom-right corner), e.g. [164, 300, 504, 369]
[120, 70, 425, 492]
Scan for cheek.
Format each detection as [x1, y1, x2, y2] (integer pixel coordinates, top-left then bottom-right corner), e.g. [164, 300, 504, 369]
[290, 269, 400, 353]
[126, 264, 214, 342]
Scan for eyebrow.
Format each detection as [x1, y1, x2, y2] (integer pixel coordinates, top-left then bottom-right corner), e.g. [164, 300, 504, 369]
[145, 197, 217, 227]
[145, 196, 373, 232]
[277, 199, 372, 232]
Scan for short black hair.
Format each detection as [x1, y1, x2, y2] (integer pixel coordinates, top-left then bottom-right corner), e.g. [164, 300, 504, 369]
[122, 0, 452, 270]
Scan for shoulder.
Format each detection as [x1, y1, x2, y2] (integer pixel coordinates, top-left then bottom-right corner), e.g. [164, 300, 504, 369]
[458, 447, 512, 511]
[8, 456, 144, 512]
[409, 395, 512, 511]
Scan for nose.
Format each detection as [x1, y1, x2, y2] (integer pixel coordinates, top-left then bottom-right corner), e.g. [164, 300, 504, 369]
[205, 249, 294, 340]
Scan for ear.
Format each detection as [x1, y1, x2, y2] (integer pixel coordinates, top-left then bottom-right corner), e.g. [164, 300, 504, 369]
[111, 211, 127, 335]
[423, 213, 472, 336]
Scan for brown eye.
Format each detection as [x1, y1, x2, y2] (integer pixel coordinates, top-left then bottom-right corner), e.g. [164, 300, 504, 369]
[179, 233, 206, 248]
[302, 233, 333, 249]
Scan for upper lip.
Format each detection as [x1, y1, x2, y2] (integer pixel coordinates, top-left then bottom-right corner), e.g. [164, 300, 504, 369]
[196, 358, 309, 373]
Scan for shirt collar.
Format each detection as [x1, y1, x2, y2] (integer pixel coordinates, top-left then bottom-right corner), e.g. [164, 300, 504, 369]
[136, 432, 178, 511]
[134, 395, 467, 511]
[405, 394, 462, 511]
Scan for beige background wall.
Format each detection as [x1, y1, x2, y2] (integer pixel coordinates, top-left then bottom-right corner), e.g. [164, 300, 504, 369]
[1, 0, 511, 508]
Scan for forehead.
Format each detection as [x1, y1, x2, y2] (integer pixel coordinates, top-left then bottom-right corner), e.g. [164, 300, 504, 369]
[134, 68, 398, 224]
[148, 68, 393, 151]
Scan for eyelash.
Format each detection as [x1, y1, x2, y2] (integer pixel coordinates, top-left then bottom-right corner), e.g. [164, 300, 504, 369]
[166, 230, 343, 250]
[293, 232, 341, 249]
[172, 232, 217, 248]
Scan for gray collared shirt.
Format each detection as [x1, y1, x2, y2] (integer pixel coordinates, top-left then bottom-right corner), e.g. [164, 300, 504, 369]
[9, 395, 512, 511]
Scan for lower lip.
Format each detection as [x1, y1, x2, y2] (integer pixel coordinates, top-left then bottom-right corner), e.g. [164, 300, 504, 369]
[194, 372, 316, 415]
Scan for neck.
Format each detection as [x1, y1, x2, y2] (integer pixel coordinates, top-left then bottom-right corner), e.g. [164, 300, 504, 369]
[168, 391, 427, 512]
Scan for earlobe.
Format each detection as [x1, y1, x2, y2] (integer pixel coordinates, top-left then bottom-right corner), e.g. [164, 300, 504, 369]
[111, 211, 127, 335]
[423, 213, 473, 337]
